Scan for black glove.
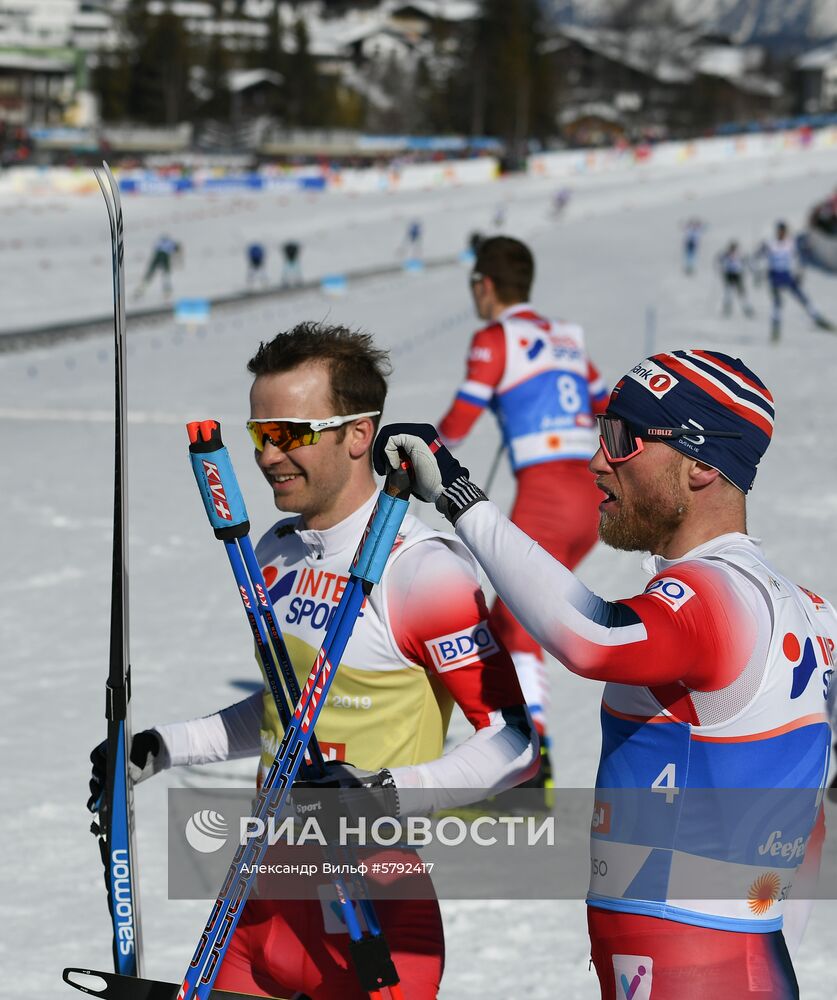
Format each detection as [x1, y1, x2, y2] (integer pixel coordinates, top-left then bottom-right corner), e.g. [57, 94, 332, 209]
[87, 729, 164, 813]
[373, 422, 487, 524]
[292, 761, 399, 842]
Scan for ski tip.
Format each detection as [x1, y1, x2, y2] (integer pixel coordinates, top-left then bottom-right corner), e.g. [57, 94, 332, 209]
[187, 419, 220, 445]
[63, 968, 109, 995]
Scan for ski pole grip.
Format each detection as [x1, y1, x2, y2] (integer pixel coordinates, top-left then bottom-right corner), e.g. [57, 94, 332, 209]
[389, 448, 413, 500]
[187, 420, 250, 539]
[350, 477, 411, 585]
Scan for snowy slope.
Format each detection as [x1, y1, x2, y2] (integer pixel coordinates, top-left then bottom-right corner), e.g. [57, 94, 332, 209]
[2, 148, 837, 998]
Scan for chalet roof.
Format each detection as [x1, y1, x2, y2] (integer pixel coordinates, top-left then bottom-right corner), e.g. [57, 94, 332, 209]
[546, 24, 780, 99]
[228, 67, 282, 91]
[546, 24, 693, 85]
[557, 101, 623, 126]
[796, 41, 837, 71]
[390, 1, 477, 21]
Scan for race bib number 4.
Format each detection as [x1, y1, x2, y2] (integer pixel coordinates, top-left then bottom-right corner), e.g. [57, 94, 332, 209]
[426, 621, 499, 672]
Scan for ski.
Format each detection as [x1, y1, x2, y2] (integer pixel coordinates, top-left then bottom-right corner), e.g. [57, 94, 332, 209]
[89, 161, 144, 976]
[62, 968, 286, 1000]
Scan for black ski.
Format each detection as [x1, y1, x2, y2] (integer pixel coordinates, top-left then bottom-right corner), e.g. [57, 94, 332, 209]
[88, 161, 144, 976]
[62, 968, 288, 1000]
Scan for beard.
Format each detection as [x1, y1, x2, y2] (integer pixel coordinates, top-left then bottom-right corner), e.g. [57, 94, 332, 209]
[598, 464, 690, 553]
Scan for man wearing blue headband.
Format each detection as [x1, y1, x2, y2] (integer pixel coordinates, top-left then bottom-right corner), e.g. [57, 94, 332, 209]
[374, 349, 836, 999]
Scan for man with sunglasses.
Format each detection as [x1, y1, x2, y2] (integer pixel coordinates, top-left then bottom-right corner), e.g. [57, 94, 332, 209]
[438, 235, 609, 799]
[375, 349, 835, 999]
[89, 322, 536, 999]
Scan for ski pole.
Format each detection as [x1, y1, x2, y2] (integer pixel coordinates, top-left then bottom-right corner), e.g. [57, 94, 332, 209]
[187, 419, 324, 772]
[182, 433, 409, 1000]
[187, 420, 396, 962]
[484, 441, 506, 496]
[181, 491, 407, 999]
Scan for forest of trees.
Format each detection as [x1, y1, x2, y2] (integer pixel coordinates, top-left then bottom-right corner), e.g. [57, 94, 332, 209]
[92, 0, 557, 152]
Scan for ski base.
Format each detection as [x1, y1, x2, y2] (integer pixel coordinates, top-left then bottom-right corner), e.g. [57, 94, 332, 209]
[62, 968, 290, 1000]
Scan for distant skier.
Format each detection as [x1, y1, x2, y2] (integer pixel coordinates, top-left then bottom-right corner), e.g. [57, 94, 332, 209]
[552, 187, 572, 218]
[280, 240, 302, 287]
[717, 241, 754, 318]
[245, 241, 267, 289]
[492, 203, 507, 229]
[400, 219, 423, 259]
[682, 218, 705, 275]
[754, 220, 834, 341]
[136, 234, 180, 298]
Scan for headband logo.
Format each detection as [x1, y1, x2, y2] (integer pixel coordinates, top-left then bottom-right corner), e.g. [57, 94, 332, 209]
[626, 360, 679, 398]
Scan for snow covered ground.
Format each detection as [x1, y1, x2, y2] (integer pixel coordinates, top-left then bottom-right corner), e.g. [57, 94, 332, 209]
[2, 146, 836, 999]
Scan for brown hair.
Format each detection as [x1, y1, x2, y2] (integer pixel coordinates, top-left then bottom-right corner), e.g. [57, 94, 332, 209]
[247, 322, 391, 430]
[475, 236, 534, 303]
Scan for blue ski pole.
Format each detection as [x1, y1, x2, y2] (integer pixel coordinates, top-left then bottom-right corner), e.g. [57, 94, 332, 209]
[187, 420, 390, 943]
[187, 419, 323, 770]
[184, 420, 409, 1000]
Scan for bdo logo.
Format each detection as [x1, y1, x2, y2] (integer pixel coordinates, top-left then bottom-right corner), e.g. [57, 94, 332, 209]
[427, 621, 500, 672]
[644, 577, 695, 612]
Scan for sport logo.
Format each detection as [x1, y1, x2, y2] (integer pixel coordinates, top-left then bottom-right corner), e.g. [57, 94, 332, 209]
[591, 800, 611, 834]
[800, 587, 827, 612]
[297, 651, 333, 731]
[747, 872, 781, 916]
[318, 741, 347, 762]
[469, 345, 492, 363]
[758, 829, 808, 862]
[784, 632, 832, 699]
[202, 460, 232, 520]
[612, 956, 652, 1000]
[110, 848, 136, 957]
[184, 810, 228, 854]
[626, 359, 679, 398]
[426, 621, 499, 672]
[644, 577, 695, 612]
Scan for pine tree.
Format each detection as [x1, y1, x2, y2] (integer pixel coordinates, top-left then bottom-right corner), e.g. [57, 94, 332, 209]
[201, 31, 232, 121]
[127, 7, 193, 123]
[454, 0, 554, 157]
[287, 16, 322, 126]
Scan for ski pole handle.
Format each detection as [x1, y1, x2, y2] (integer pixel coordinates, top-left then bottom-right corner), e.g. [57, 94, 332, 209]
[187, 420, 250, 539]
[350, 470, 411, 585]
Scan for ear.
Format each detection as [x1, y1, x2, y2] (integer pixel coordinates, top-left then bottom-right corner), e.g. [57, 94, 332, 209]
[688, 460, 721, 490]
[347, 417, 376, 460]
